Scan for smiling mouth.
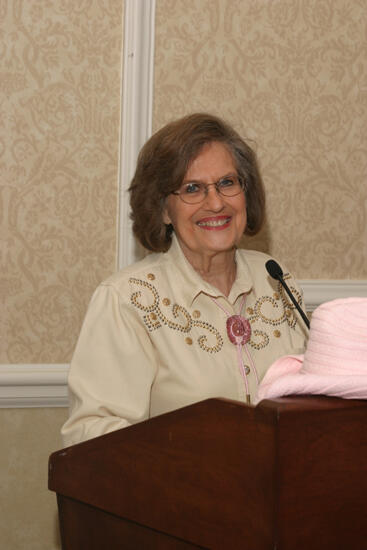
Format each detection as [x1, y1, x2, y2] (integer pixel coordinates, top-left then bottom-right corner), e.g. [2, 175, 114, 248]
[197, 216, 231, 228]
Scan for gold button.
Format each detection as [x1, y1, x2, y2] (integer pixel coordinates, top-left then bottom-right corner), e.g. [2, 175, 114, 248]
[185, 337, 193, 345]
[163, 298, 170, 306]
[286, 309, 291, 317]
[150, 313, 157, 320]
[274, 330, 281, 338]
[193, 310, 201, 319]
[147, 273, 155, 280]
[246, 307, 254, 315]
[273, 292, 280, 300]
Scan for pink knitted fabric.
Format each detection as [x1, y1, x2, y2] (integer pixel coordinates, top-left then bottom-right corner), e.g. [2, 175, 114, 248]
[256, 297, 367, 402]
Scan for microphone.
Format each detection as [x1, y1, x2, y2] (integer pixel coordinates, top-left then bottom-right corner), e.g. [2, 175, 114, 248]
[265, 259, 310, 330]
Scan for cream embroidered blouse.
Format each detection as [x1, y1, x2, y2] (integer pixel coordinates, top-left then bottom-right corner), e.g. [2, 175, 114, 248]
[62, 236, 308, 446]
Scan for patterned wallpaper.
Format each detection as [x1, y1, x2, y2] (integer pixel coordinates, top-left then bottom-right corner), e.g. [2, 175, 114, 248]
[1, 1, 123, 363]
[154, 0, 367, 279]
[1, 0, 367, 365]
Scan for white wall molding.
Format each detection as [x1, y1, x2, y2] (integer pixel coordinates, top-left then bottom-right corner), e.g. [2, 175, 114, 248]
[1, 281, 366, 408]
[118, 0, 156, 270]
[300, 280, 367, 312]
[0, 364, 69, 408]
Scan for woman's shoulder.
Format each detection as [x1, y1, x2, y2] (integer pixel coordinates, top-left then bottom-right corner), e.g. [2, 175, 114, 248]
[97, 250, 169, 293]
[105, 252, 161, 281]
[237, 248, 296, 284]
[237, 248, 273, 269]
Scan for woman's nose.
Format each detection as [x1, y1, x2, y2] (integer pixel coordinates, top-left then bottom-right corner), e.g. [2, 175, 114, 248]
[203, 184, 225, 210]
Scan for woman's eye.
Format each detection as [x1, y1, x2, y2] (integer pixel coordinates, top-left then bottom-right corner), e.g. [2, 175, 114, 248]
[218, 177, 235, 188]
[183, 183, 201, 194]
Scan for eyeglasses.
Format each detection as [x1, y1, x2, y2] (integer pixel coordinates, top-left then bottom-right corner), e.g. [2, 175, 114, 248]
[171, 175, 245, 204]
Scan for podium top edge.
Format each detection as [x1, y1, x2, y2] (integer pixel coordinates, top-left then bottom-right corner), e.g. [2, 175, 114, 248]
[256, 395, 367, 413]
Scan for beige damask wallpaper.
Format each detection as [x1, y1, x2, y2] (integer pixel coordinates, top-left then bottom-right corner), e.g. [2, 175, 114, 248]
[2, 0, 367, 366]
[154, 0, 367, 279]
[1, 1, 123, 364]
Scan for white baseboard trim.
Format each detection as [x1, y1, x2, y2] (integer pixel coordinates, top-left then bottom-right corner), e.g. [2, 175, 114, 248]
[1, 280, 366, 408]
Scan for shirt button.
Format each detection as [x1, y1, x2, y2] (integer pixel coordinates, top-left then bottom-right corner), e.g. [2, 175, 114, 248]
[163, 298, 170, 306]
[185, 337, 193, 345]
[274, 330, 281, 338]
[193, 310, 201, 319]
[244, 365, 250, 375]
[147, 273, 155, 280]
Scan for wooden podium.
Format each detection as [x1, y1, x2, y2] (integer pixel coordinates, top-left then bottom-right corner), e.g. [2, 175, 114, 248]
[49, 396, 367, 549]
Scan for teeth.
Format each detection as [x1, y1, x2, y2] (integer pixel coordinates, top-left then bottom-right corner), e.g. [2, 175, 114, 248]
[198, 218, 230, 227]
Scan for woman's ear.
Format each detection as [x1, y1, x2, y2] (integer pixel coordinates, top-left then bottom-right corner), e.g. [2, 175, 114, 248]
[162, 201, 172, 225]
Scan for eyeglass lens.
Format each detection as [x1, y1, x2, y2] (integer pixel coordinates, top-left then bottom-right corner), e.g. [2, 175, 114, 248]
[176, 176, 243, 204]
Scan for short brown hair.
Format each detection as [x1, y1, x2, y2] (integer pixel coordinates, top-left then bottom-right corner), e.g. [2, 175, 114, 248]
[129, 113, 265, 252]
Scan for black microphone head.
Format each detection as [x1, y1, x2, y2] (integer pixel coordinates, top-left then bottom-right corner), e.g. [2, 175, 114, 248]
[266, 259, 283, 280]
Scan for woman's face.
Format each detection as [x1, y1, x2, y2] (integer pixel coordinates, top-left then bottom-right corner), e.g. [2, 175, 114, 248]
[163, 141, 247, 265]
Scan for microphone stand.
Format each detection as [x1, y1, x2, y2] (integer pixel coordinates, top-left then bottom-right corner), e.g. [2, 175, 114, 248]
[277, 276, 310, 329]
[266, 260, 310, 330]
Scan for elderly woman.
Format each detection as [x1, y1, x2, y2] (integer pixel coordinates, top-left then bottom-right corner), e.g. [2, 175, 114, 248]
[62, 113, 307, 446]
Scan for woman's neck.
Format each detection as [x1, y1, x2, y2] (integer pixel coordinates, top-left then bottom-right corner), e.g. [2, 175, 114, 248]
[184, 248, 237, 297]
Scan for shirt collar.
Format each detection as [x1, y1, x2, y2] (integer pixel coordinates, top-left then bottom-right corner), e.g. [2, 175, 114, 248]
[165, 234, 253, 306]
